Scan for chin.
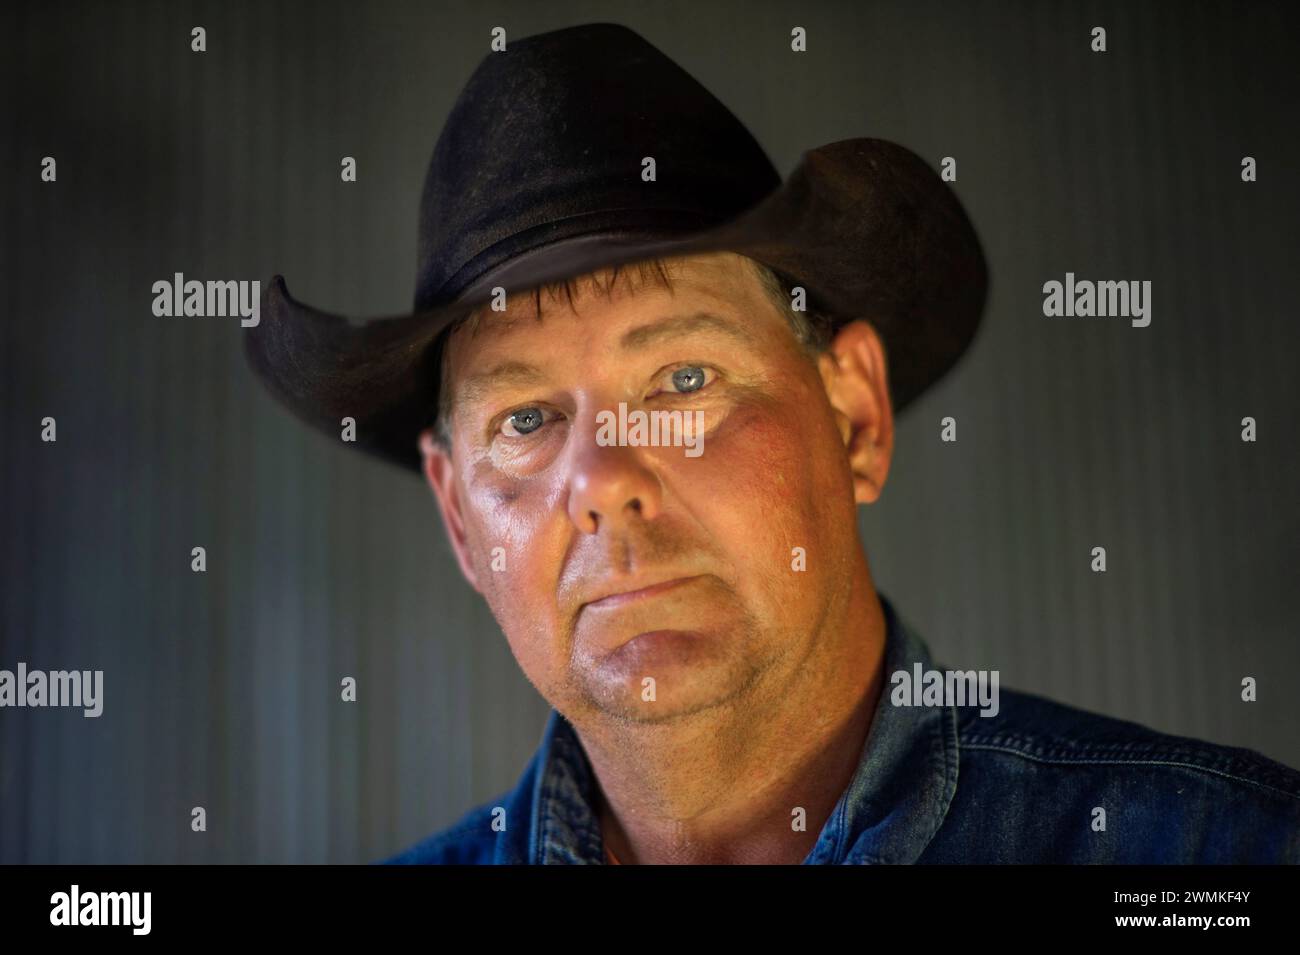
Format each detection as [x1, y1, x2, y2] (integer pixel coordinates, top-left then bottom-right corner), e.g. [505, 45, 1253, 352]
[578, 633, 760, 722]
[590, 682, 745, 724]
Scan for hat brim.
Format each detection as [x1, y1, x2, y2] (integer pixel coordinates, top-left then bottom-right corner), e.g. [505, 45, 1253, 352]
[245, 137, 989, 474]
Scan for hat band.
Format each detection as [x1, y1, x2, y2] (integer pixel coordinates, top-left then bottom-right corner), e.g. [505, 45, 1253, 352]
[424, 206, 731, 309]
[453, 229, 722, 306]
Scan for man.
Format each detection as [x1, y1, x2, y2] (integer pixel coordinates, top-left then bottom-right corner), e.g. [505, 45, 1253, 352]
[245, 23, 1300, 864]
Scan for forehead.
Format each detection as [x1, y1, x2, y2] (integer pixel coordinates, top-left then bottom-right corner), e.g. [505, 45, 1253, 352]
[444, 251, 778, 364]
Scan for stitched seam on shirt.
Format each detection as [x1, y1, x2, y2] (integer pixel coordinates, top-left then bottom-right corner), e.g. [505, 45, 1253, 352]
[826, 782, 850, 863]
[961, 742, 1300, 802]
[531, 734, 552, 865]
[538, 795, 550, 864]
[959, 718, 1300, 791]
[962, 728, 1260, 761]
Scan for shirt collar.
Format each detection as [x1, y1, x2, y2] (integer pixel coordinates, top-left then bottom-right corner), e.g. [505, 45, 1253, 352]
[528, 593, 959, 864]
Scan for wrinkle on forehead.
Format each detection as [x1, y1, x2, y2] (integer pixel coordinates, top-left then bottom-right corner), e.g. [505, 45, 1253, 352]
[462, 251, 756, 334]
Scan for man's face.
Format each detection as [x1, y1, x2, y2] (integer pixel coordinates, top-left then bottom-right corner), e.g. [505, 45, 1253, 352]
[421, 251, 890, 726]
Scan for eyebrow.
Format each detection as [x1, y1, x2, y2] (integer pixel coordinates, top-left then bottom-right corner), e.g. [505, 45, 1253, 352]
[618, 311, 751, 351]
[458, 361, 549, 409]
[455, 311, 753, 411]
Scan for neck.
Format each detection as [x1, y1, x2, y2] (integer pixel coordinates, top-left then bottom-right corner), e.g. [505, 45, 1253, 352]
[576, 572, 887, 865]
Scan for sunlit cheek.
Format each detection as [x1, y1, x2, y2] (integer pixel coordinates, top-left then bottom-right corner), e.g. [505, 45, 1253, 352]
[691, 396, 813, 495]
[677, 397, 832, 603]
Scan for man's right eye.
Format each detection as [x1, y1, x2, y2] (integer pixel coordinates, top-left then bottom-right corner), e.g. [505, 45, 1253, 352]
[500, 407, 547, 437]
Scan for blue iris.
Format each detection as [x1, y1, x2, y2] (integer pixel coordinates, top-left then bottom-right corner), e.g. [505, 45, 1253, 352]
[672, 366, 706, 392]
[509, 408, 544, 434]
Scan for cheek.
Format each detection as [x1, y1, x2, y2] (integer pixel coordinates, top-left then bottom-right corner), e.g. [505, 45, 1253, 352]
[675, 387, 848, 603]
[463, 454, 563, 568]
[466, 480, 554, 596]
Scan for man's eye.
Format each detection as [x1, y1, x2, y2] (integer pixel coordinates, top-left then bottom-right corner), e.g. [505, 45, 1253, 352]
[664, 365, 713, 394]
[500, 407, 547, 437]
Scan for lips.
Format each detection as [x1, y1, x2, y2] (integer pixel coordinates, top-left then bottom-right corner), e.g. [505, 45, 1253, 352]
[581, 575, 705, 611]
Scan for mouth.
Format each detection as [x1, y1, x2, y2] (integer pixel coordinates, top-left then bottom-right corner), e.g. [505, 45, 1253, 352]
[582, 575, 705, 611]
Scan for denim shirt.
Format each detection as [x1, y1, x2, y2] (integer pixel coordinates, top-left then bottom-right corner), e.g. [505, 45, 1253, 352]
[385, 594, 1300, 864]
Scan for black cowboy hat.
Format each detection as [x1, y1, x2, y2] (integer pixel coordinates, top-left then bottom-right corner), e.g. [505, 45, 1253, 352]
[244, 21, 988, 474]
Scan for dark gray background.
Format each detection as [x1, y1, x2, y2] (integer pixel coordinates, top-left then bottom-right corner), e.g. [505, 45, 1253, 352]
[2, 0, 1296, 863]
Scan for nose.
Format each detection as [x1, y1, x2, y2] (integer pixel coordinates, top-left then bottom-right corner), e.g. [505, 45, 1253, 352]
[565, 417, 662, 535]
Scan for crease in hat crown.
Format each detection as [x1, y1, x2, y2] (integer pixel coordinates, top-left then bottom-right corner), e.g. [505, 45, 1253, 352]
[412, 22, 783, 312]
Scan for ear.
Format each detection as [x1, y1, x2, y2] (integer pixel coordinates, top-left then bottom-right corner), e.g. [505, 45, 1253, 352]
[419, 427, 482, 593]
[818, 320, 894, 505]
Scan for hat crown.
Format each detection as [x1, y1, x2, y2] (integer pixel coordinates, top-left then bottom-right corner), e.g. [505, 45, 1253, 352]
[413, 23, 781, 311]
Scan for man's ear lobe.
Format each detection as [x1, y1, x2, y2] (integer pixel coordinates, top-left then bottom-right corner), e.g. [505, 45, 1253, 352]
[822, 320, 894, 505]
[419, 428, 482, 592]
